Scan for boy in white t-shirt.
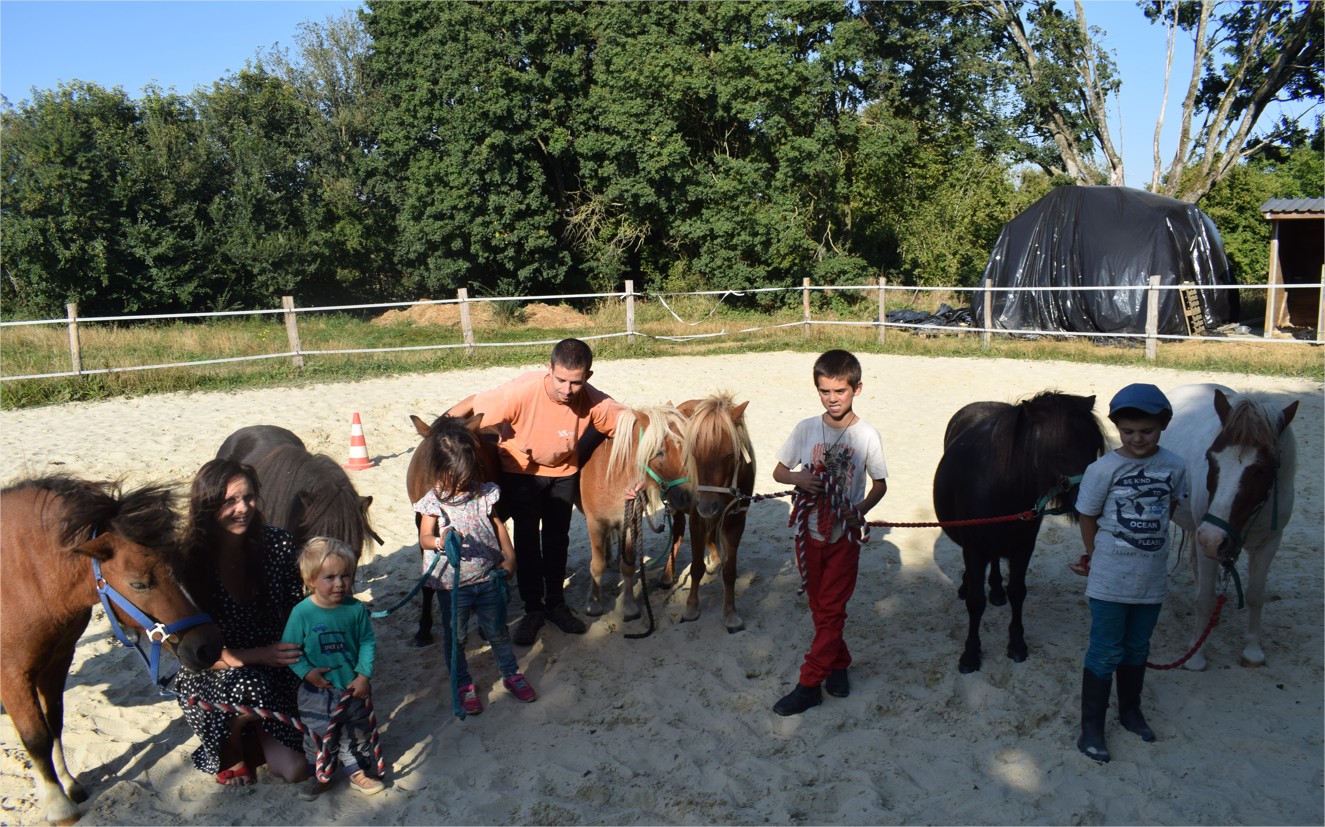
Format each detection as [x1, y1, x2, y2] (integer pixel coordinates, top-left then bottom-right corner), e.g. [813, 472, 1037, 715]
[770, 350, 888, 716]
[1073, 383, 1188, 763]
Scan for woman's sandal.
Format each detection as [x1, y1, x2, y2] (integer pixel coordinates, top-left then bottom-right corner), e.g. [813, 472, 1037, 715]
[215, 761, 254, 786]
[1068, 554, 1091, 577]
[348, 770, 385, 796]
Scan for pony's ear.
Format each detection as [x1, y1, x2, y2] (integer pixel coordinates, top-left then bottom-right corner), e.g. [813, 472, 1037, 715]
[1213, 388, 1232, 422]
[1078, 395, 1096, 411]
[410, 414, 430, 437]
[676, 399, 699, 416]
[665, 399, 675, 407]
[359, 495, 373, 510]
[731, 401, 750, 422]
[464, 413, 484, 433]
[1278, 400, 1299, 432]
[73, 533, 117, 561]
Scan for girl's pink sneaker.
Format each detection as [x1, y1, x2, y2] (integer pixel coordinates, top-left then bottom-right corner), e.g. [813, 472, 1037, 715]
[503, 674, 537, 703]
[459, 682, 483, 715]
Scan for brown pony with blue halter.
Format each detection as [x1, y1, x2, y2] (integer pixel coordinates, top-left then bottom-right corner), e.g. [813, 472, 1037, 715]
[0, 476, 222, 824]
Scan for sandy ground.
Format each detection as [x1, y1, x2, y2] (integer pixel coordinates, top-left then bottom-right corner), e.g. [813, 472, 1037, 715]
[0, 352, 1320, 826]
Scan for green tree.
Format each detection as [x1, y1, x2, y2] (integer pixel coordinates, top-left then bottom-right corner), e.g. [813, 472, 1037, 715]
[256, 9, 396, 301]
[366, 0, 586, 298]
[1, 82, 142, 316]
[194, 69, 322, 309]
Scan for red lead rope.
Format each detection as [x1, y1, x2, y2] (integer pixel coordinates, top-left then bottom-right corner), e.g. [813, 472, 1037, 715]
[1145, 594, 1227, 670]
[186, 692, 385, 782]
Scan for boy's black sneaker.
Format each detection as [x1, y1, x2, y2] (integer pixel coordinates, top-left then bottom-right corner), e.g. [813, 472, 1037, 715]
[825, 669, 850, 698]
[773, 683, 823, 716]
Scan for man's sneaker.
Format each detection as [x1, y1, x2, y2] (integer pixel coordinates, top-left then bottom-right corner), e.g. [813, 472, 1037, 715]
[459, 682, 483, 715]
[298, 778, 332, 801]
[545, 603, 587, 634]
[825, 668, 850, 698]
[513, 611, 544, 646]
[773, 683, 823, 716]
[503, 673, 538, 703]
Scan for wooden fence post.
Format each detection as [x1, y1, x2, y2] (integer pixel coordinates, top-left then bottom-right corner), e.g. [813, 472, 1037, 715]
[802, 277, 812, 336]
[876, 276, 886, 345]
[458, 288, 475, 355]
[625, 279, 636, 344]
[282, 296, 304, 369]
[1145, 275, 1161, 361]
[1317, 265, 1324, 344]
[982, 277, 993, 351]
[65, 302, 82, 377]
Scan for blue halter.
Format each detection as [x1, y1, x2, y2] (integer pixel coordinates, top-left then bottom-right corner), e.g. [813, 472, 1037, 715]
[92, 556, 213, 696]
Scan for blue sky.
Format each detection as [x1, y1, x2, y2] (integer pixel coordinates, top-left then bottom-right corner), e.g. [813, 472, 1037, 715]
[0, 0, 1306, 188]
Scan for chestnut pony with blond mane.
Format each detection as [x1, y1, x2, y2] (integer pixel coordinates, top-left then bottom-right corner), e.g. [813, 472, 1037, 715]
[665, 392, 756, 633]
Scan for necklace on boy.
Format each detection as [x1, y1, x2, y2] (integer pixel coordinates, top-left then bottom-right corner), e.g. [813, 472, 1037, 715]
[821, 413, 856, 474]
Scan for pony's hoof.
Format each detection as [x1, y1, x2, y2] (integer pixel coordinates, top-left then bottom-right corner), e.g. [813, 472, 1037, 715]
[623, 610, 641, 622]
[958, 656, 981, 674]
[725, 622, 745, 634]
[411, 633, 434, 647]
[1240, 655, 1267, 668]
[989, 589, 1008, 607]
[1007, 646, 1028, 663]
[584, 605, 604, 618]
[67, 782, 88, 804]
[681, 608, 700, 623]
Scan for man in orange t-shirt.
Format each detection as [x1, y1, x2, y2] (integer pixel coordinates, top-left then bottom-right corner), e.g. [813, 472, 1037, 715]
[449, 338, 625, 646]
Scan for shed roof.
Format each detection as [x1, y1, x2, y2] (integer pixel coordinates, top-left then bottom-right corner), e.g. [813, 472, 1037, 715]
[1259, 197, 1324, 216]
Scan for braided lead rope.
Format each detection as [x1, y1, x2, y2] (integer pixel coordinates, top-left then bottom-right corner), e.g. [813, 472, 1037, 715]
[186, 691, 385, 783]
[786, 466, 866, 593]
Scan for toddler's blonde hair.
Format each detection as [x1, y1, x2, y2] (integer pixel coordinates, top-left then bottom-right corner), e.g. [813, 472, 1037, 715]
[298, 536, 358, 590]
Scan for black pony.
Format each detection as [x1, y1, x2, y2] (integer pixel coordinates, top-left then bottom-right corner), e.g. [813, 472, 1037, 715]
[932, 392, 1105, 673]
[217, 425, 382, 560]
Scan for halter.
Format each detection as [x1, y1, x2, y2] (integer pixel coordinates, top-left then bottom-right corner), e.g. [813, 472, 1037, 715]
[92, 555, 213, 696]
[640, 426, 689, 495]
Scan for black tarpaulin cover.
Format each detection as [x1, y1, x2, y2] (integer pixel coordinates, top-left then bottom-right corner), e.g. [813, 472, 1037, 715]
[976, 186, 1234, 335]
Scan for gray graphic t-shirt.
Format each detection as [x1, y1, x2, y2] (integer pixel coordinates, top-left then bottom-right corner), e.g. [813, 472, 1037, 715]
[1076, 446, 1189, 604]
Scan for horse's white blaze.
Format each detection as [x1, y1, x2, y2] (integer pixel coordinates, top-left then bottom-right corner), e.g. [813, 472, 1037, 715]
[1195, 443, 1253, 558]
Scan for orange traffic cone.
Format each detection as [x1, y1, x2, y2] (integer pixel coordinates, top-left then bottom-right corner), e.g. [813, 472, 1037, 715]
[343, 412, 377, 470]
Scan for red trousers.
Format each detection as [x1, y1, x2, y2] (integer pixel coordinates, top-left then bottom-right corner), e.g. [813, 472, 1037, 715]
[798, 533, 861, 687]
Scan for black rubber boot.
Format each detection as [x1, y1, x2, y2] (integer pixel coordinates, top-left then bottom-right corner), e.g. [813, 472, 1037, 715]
[1077, 668, 1112, 763]
[1115, 664, 1156, 742]
[773, 683, 823, 716]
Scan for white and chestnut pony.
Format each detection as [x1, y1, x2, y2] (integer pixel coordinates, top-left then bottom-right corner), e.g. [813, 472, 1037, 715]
[1165, 383, 1299, 670]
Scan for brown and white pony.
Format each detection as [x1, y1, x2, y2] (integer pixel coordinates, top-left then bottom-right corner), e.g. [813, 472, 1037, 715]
[577, 404, 691, 623]
[666, 393, 756, 633]
[1165, 383, 1299, 669]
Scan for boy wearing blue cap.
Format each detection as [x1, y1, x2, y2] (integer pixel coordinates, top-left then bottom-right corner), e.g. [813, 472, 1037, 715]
[1071, 383, 1188, 763]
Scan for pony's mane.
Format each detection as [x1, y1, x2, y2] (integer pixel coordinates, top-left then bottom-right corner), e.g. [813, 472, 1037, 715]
[1218, 396, 1283, 455]
[5, 474, 178, 552]
[608, 405, 686, 513]
[256, 445, 374, 560]
[683, 392, 754, 483]
[985, 392, 1104, 517]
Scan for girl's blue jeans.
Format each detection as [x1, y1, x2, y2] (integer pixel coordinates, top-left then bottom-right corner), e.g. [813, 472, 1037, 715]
[1084, 597, 1162, 678]
[436, 577, 518, 686]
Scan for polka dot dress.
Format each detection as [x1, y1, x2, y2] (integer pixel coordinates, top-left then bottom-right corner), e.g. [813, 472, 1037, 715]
[175, 526, 305, 774]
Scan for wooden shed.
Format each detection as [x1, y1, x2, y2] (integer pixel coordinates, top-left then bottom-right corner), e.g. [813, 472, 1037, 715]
[1260, 197, 1324, 338]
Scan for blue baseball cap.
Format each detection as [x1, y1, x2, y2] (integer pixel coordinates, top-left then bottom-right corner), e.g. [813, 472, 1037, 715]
[1109, 383, 1171, 417]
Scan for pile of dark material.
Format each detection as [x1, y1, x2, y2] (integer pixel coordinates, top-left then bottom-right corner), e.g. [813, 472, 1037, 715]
[885, 303, 973, 332]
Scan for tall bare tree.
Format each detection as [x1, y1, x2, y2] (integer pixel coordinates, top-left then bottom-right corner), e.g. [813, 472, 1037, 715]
[1145, 0, 1323, 201]
[976, 0, 1321, 201]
